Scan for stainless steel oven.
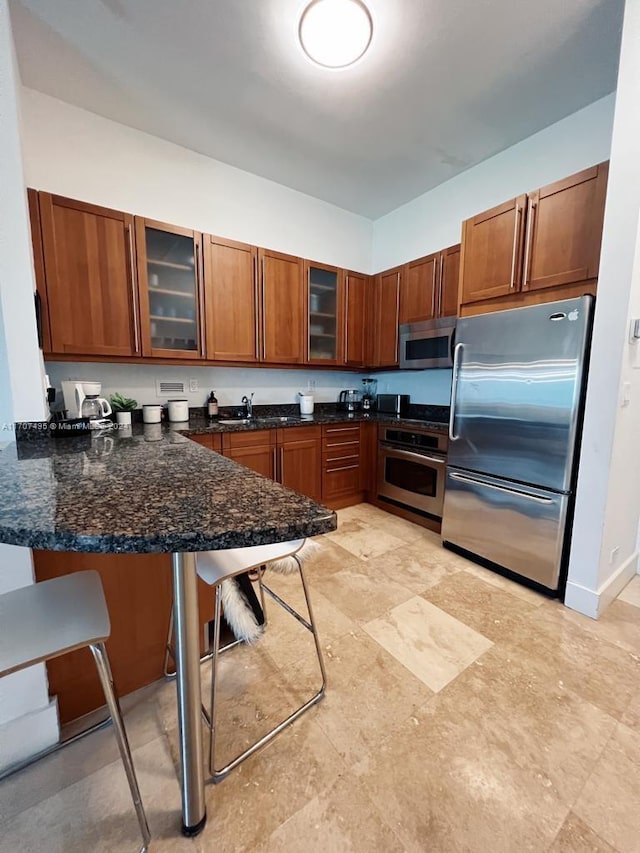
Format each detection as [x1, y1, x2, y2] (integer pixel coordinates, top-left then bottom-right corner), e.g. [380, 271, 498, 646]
[377, 425, 448, 518]
[399, 317, 456, 369]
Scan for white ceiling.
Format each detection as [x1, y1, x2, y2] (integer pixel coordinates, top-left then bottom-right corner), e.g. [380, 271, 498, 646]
[10, 0, 624, 219]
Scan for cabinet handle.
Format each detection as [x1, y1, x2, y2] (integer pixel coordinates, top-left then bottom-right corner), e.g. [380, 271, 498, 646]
[279, 447, 284, 482]
[509, 203, 522, 291]
[195, 241, 205, 357]
[261, 257, 267, 360]
[253, 254, 259, 360]
[431, 258, 437, 318]
[394, 271, 400, 362]
[325, 439, 359, 448]
[272, 446, 277, 478]
[438, 253, 444, 317]
[343, 275, 350, 364]
[522, 199, 536, 291]
[326, 427, 359, 433]
[326, 463, 359, 473]
[126, 223, 140, 353]
[326, 454, 359, 463]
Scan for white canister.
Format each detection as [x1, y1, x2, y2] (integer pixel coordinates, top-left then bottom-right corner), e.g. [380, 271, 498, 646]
[298, 392, 314, 415]
[168, 399, 189, 422]
[142, 404, 163, 424]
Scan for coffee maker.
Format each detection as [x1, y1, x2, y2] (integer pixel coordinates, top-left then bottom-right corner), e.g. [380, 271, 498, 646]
[361, 378, 378, 411]
[338, 389, 361, 412]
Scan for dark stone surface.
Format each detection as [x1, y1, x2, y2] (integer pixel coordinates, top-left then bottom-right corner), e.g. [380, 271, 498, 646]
[0, 428, 336, 554]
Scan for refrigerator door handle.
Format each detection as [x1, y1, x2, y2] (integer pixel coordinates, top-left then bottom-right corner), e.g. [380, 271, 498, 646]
[449, 342, 463, 441]
[449, 472, 555, 504]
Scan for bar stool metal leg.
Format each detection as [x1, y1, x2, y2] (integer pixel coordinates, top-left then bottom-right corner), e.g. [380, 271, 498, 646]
[89, 642, 151, 852]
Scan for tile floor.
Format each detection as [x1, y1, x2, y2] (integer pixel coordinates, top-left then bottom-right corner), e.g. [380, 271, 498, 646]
[1, 503, 640, 852]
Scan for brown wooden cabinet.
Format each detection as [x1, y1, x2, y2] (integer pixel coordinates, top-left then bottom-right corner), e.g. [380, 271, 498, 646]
[37, 193, 140, 357]
[439, 244, 461, 317]
[277, 425, 322, 501]
[188, 432, 223, 453]
[259, 248, 305, 364]
[305, 261, 343, 365]
[222, 429, 276, 479]
[343, 271, 368, 367]
[372, 267, 402, 368]
[401, 253, 439, 324]
[135, 217, 205, 359]
[321, 423, 365, 507]
[204, 235, 259, 362]
[27, 189, 52, 354]
[460, 162, 608, 314]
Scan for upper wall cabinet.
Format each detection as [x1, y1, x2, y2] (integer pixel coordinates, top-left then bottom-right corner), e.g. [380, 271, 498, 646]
[400, 244, 461, 324]
[38, 193, 140, 357]
[259, 248, 305, 364]
[204, 235, 259, 362]
[135, 218, 205, 359]
[305, 261, 344, 365]
[460, 162, 609, 310]
[372, 266, 402, 368]
[343, 271, 368, 368]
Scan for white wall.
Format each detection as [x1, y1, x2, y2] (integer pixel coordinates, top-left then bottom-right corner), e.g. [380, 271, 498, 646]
[20, 88, 373, 273]
[0, 0, 58, 772]
[372, 94, 616, 271]
[376, 369, 453, 406]
[565, 0, 640, 617]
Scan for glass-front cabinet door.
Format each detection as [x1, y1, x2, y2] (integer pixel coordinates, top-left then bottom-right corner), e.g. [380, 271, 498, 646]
[305, 261, 343, 365]
[135, 218, 204, 359]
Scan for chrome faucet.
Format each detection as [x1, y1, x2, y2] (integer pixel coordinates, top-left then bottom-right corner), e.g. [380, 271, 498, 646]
[241, 393, 254, 419]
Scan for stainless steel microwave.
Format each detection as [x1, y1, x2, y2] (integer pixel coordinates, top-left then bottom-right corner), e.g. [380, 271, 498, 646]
[399, 317, 457, 369]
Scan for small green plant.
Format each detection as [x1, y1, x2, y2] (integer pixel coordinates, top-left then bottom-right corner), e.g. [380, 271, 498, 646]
[110, 393, 138, 412]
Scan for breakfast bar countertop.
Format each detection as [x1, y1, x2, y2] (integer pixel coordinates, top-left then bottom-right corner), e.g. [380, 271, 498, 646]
[0, 429, 336, 554]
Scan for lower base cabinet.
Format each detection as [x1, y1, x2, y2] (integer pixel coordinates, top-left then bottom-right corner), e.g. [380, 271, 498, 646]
[321, 423, 366, 508]
[277, 426, 322, 502]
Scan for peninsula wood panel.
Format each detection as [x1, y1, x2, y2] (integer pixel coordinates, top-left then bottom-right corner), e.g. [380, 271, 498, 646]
[460, 195, 527, 305]
[439, 244, 461, 317]
[38, 193, 139, 357]
[259, 249, 305, 364]
[522, 162, 609, 293]
[205, 236, 259, 362]
[401, 253, 438, 324]
[278, 436, 322, 501]
[344, 272, 368, 367]
[33, 551, 211, 723]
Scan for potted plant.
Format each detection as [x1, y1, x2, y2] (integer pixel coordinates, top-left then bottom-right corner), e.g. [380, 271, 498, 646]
[110, 393, 138, 427]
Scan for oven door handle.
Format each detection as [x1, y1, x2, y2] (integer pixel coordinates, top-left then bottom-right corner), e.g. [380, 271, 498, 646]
[380, 443, 446, 465]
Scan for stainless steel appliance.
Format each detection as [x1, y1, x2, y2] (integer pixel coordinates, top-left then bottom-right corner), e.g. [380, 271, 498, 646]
[338, 389, 361, 411]
[442, 295, 593, 593]
[377, 424, 448, 518]
[377, 394, 409, 416]
[399, 317, 457, 369]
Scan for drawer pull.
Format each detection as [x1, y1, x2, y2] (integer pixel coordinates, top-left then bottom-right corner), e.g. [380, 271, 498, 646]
[326, 455, 359, 464]
[325, 426, 360, 433]
[324, 439, 360, 448]
[326, 463, 359, 473]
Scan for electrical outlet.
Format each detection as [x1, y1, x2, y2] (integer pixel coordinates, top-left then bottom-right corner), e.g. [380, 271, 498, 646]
[189, 378, 199, 393]
[307, 379, 317, 391]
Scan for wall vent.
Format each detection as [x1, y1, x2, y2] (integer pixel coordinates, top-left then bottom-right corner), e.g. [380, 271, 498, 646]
[156, 380, 186, 397]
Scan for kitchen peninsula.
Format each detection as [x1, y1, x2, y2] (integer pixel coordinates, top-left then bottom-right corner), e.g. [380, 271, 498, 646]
[0, 427, 336, 835]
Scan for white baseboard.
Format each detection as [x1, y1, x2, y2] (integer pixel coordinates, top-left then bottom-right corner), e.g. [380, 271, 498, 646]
[565, 550, 638, 619]
[0, 699, 59, 773]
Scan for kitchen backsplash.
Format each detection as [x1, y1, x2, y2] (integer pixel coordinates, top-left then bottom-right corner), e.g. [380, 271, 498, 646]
[45, 362, 453, 409]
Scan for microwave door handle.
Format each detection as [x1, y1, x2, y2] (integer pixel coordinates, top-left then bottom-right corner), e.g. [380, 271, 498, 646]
[449, 342, 463, 441]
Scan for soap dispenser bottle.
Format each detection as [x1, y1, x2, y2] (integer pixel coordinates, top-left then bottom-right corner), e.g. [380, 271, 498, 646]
[207, 391, 219, 419]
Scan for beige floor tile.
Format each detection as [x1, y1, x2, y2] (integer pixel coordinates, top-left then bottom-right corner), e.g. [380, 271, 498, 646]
[511, 602, 640, 722]
[363, 595, 493, 692]
[311, 559, 415, 624]
[421, 570, 541, 642]
[617, 574, 640, 608]
[0, 735, 192, 853]
[367, 536, 461, 595]
[573, 723, 640, 853]
[549, 812, 616, 852]
[352, 701, 570, 853]
[259, 771, 404, 852]
[0, 679, 168, 825]
[194, 719, 346, 853]
[307, 536, 362, 576]
[342, 502, 429, 544]
[621, 691, 640, 732]
[325, 513, 406, 561]
[461, 562, 549, 606]
[555, 598, 640, 655]
[283, 629, 433, 766]
[434, 644, 617, 807]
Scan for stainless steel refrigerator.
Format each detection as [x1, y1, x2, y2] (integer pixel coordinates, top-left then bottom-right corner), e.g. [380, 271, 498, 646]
[441, 295, 593, 593]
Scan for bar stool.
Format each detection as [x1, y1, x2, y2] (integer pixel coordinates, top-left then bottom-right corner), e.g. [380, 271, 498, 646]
[0, 571, 151, 852]
[165, 539, 327, 783]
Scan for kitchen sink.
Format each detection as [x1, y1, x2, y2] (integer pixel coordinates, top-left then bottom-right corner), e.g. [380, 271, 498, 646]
[255, 416, 302, 424]
[218, 418, 251, 425]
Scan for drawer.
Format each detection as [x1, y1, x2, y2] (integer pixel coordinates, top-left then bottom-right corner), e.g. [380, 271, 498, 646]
[222, 429, 275, 450]
[188, 433, 222, 453]
[323, 451, 360, 467]
[322, 463, 361, 500]
[322, 424, 361, 451]
[277, 424, 322, 444]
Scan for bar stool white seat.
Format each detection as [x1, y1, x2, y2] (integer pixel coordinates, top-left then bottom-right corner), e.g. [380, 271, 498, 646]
[168, 538, 327, 783]
[0, 571, 151, 852]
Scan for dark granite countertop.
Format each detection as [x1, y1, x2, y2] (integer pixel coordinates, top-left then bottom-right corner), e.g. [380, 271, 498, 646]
[0, 429, 336, 554]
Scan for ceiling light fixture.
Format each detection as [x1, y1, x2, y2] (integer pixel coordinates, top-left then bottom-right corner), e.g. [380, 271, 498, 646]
[299, 0, 373, 69]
